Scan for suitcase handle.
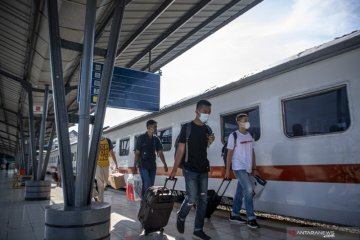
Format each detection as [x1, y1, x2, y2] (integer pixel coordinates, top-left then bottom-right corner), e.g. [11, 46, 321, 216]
[164, 177, 177, 191]
[216, 178, 231, 197]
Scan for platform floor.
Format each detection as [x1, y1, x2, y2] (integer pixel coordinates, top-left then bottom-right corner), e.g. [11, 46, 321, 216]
[0, 170, 359, 240]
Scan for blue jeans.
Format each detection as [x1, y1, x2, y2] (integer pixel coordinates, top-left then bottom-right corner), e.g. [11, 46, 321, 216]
[178, 168, 208, 231]
[139, 168, 156, 195]
[232, 170, 256, 221]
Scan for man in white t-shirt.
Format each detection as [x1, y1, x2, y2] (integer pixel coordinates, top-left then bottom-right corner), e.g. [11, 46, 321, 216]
[225, 113, 260, 229]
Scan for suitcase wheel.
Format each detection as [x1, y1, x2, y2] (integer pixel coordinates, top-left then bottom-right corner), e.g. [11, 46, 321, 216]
[144, 227, 164, 236]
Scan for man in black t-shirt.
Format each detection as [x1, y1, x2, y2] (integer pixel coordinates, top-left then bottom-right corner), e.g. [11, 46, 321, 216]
[169, 100, 215, 240]
[133, 119, 168, 195]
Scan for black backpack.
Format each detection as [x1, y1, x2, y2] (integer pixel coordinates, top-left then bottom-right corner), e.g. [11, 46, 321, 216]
[174, 123, 192, 163]
[221, 131, 237, 169]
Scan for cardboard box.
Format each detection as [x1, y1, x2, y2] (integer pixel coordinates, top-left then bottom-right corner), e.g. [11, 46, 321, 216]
[109, 174, 125, 189]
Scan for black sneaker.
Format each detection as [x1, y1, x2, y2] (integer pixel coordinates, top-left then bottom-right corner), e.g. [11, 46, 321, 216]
[176, 214, 185, 233]
[229, 214, 246, 224]
[193, 230, 211, 240]
[247, 220, 260, 229]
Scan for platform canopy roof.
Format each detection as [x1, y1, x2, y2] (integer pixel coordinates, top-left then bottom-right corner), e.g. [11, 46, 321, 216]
[0, 0, 262, 156]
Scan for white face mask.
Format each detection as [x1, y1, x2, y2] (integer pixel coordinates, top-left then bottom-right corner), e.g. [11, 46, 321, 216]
[199, 113, 210, 123]
[240, 121, 250, 129]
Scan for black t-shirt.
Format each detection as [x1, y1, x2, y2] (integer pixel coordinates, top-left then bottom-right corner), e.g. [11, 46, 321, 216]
[136, 133, 163, 170]
[179, 121, 212, 172]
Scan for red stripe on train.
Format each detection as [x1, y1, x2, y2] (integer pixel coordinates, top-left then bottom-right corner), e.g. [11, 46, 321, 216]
[117, 164, 360, 184]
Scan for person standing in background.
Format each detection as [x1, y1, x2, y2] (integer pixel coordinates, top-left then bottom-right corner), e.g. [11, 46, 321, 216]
[95, 136, 118, 202]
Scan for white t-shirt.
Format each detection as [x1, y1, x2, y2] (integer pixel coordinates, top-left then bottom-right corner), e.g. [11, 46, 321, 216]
[226, 130, 254, 173]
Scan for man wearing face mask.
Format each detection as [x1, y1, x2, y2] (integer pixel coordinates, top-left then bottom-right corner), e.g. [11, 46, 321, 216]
[133, 119, 168, 195]
[225, 113, 260, 229]
[170, 100, 215, 240]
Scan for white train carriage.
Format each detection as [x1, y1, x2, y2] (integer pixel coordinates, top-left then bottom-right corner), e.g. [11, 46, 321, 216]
[47, 142, 78, 174]
[105, 31, 360, 227]
[50, 31, 360, 226]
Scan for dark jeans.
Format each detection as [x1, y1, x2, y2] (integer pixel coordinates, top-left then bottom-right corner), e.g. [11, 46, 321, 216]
[139, 168, 156, 195]
[178, 168, 208, 231]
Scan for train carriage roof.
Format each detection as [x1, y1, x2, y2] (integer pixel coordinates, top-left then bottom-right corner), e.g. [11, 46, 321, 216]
[106, 30, 360, 133]
[0, 0, 262, 156]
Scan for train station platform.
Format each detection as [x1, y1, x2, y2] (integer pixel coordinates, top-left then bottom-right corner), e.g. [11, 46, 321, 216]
[0, 170, 359, 240]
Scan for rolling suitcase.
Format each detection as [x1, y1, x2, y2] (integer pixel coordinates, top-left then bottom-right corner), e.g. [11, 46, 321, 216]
[205, 178, 231, 219]
[138, 178, 177, 235]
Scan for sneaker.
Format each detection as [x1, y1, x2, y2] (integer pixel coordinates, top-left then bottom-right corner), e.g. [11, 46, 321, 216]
[193, 230, 211, 240]
[176, 214, 185, 233]
[229, 214, 246, 224]
[247, 220, 260, 229]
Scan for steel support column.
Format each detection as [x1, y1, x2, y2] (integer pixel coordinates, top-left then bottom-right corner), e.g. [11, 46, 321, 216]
[27, 89, 37, 178]
[25, 140, 31, 175]
[86, 0, 125, 204]
[40, 123, 55, 180]
[15, 146, 20, 170]
[46, 0, 75, 207]
[19, 116, 26, 171]
[75, 0, 96, 207]
[36, 85, 49, 180]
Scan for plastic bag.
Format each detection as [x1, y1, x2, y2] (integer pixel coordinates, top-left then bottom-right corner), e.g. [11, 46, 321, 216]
[127, 174, 142, 201]
[133, 175, 142, 201]
[251, 175, 266, 198]
[254, 175, 267, 186]
[126, 174, 135, 201]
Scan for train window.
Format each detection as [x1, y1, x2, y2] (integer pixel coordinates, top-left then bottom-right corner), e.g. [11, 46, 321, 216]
[156, 128, 172, 151]
[282, 85, 350, 137]
[221, 107, 261, 143]
[119, 138, 130, 156]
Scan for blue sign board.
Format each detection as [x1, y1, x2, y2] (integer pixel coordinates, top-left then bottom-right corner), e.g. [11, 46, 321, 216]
[91, 63, 160, 112]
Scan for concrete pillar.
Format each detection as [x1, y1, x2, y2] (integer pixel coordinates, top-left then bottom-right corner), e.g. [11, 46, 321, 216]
[25, 180, 51, 200]
[44, 202, 111, 240]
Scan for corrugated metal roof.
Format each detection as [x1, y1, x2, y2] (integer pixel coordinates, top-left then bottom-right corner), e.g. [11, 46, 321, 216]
[0, 0, 262, 156]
